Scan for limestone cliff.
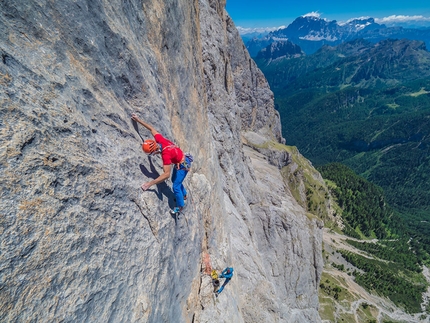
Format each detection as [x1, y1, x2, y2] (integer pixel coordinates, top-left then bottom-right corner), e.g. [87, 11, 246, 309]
[0, 1, 323, 322]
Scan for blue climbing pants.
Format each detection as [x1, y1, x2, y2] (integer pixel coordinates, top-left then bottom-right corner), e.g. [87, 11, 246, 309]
[216, 278, 231, 294]
[171, 158, 190, 208]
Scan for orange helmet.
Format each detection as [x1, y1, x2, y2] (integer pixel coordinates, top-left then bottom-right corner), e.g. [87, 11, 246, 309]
[142, 139, 158, 154]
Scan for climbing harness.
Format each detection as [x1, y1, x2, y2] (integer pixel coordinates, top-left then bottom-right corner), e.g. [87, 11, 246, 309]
[162, 144, 193, 170]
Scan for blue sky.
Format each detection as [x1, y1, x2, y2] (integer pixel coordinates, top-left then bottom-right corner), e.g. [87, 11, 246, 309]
[226, 0, 430, 30]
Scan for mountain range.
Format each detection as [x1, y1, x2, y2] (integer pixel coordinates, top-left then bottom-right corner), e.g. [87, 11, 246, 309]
[246, 15, 430, 56]
[256, 38, 430, 91]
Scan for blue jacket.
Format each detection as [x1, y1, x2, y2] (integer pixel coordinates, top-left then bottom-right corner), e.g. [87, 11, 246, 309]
[219, 267, 234, 279]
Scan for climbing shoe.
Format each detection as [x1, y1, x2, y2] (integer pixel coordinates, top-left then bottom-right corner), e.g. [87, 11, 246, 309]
[170, 207, 182, 215]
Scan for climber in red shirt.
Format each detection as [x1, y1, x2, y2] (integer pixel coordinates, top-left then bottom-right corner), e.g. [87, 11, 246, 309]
[131, 113, 192, 214]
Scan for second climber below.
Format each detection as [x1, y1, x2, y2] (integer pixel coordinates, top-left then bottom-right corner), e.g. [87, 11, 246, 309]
[216, 267, 234, 296]
[131, 113, 192, 214]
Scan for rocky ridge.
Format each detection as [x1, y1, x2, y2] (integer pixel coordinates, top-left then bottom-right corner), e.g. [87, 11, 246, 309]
[246, 15, 430, 56]
[256, 40, 304, 62]
[0, 0, 323, 322]
[256, 38, 430, 94]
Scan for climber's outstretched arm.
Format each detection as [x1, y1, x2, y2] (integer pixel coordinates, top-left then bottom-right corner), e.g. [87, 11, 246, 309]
[131, 113, 159, 136]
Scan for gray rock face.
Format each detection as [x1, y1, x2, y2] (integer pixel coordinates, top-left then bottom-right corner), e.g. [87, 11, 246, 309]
[0, 1, 322, 322]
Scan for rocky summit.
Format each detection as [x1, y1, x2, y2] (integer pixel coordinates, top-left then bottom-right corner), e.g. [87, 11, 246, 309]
[0, 1, 323, 322]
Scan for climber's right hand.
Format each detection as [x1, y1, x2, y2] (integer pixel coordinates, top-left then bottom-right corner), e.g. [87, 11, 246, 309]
[131, 113, 139, 121]
[141, 182, 152, 191]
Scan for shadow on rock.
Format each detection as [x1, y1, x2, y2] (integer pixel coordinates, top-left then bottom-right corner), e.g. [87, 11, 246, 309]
[139, 158, 176, 209]
[132, 119, 144, 142]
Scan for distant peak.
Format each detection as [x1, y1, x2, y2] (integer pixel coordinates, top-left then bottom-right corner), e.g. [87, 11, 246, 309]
[337, 17, 376, 28]
[237, 26, 286, 35]
[256, 40, 304, 61]
[342, 16, 373, 24]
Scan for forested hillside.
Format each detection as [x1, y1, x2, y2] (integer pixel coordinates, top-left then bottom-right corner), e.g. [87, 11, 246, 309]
[318, 163, 399, 239]
[256, 38, 430, 239]
[319, 163, 429, 314]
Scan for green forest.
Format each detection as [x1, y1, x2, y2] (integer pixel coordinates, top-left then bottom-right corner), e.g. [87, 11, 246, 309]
[319, 162, 430, 257]
[318, 163, 401, 238]
[256, 39, 430, 313]
[256, 38, 430, 253]
[345, 239, 425, 272]
[318, 163, 429, 312]
[276, 75, 430, 252]
[340, 250, 427, 313]
[274, 77, 430, 187]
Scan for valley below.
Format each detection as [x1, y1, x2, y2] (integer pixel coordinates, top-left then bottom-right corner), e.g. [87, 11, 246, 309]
[321, 228, 430, 323]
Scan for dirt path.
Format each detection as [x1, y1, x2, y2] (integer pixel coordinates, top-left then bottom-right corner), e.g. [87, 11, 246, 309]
[322, 228, 430, 323]
[323, 230, 379, 259]
[422, 266, 430, 312]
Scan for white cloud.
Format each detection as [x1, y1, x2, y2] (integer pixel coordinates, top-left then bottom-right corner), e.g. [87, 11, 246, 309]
[302, 12, 321, 18]
[302, 11, 329, 22]
[236, 26, 286, 35]
[375, 15, 430, 24]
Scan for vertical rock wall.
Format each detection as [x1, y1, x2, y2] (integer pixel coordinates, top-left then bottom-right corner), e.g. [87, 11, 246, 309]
[0, 0, 322, 322]
[196, 3, 323, 322]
